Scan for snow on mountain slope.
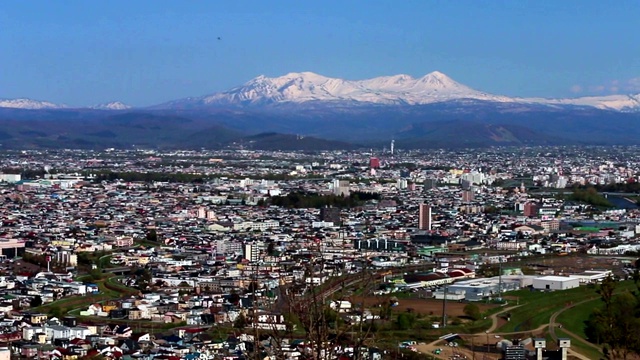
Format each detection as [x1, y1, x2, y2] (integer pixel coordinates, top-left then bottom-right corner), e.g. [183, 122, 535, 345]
[158, 71, 640, 112]
[91, 101, 132, 110]
[0, 98, 66, 109]
[526, 94, 640, 111]
[193, 71, 514, 106]
[3, 72, 639, 112]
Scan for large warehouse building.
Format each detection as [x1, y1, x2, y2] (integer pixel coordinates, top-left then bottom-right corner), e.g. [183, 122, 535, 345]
[532, 276, 580, 291]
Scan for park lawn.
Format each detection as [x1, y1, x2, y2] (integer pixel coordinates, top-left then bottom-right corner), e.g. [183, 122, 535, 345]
[497, 280, 637, 334]
[104, 275, 138, 296]
[555, 298, 600, 339]
[496, 285, 597, 333]
[98, 255, 113, 269]
[35, 293, 110, 313]
[134, 239, 162, 248]
[460, 317, 493, 334]
[35, 275, 137, 314]
[556, 280, 638, 340]
[555, 328, 603, 360]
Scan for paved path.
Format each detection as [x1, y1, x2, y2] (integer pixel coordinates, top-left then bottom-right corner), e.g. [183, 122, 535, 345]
[417, 299, 603, 360]
[416, 304, 522, 359]
[548, 297, 601, 360]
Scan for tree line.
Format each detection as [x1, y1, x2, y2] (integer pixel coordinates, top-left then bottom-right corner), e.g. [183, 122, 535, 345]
[568, 186, 613, 207]
[94, 171, 207, 183]
[593, 182, 640, 194]
[584, 270, 640, 359]
[261, 191, 381, 209]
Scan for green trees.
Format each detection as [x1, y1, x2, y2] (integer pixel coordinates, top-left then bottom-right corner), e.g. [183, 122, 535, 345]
[94, 171, 206, 183]
[49, 306, 66, 319]
[130, 266, 152, 292]
[569, 187, 613, 207]
[145, 229, 158, 243]
[396, 313, 417, 330]
[30, 295, 43, 308]
[234, 313, 247, 329]
[463, 303, 482, 321]
[266, 191, 380, 209]
[89, 268, 104, 281]
[584, 276, 640, 359]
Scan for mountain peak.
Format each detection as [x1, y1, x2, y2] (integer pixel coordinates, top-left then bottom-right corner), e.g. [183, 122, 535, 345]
[427, 70, 448, 78]
[284, 71, 323, 78]
[176, 70, 512, 107]
[418, 71, 459, 88]
[0, 98, 66, 109]
[91, 101, 132, 110]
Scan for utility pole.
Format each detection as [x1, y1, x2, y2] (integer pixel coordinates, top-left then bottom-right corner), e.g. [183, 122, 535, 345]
[252, 259, 260, 360]
[472, 336, 475, 360]
[485, 331, 490, 359]
[498, 257, 503, 302]
[441, 284, 448, 327]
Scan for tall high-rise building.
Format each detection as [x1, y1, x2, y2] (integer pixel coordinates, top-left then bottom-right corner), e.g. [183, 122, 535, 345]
[369, 157, 380, 169]
[423, 178, 437, 191]
[396, 178, 408, 190]
[524, 202, 539, 217]
[332, 179, 350, 197]
[418, 204, 432, 231]
[320, 207, 342, 226]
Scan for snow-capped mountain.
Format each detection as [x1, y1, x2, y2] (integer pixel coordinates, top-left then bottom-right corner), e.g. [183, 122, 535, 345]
[91, 101, 132, 110]
[162, 71, 513, 108]
[524, 94, 640, 112]
[0, 98, 66, 110]
[3, 71, 639, 112]
[157, 71, 640, 112]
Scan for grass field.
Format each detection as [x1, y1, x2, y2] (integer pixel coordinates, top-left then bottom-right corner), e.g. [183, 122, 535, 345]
[497, 280, 637, 333]
[34, 275, 137, 315]
[35, 293, 110, 313]
[555, 298, 600, 339]
[497, 286, 596, 333]
[493, 280, 639, 360]
[555, 328, 604, 360]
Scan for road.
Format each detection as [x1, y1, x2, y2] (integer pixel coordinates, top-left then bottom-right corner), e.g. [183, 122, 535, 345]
[416, 305, 522, 360]
[417, 300, 603, 360]
[548, 297, 601, 360]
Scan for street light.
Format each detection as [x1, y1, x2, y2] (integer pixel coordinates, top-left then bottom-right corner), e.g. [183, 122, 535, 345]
[485, 330, 490, 358]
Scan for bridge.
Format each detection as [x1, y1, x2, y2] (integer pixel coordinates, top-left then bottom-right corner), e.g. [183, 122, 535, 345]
[104, 267, 132, 275]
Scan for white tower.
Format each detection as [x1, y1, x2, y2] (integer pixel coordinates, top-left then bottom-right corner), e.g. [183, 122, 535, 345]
[390, 140, 395, 155]
[558, 338, 571, 360]
[534, 338, 546, 360]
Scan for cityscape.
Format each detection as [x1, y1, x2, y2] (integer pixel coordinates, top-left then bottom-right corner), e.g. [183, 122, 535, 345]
[2, 1, 640, 360]
[0, 146, 632, 359]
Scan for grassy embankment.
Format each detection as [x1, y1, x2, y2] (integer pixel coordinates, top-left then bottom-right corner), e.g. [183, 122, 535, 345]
[495, 280, 638, 359]
[497, 281, 636, 334]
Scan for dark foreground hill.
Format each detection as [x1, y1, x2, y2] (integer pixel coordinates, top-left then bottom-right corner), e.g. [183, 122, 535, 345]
[0, 101, 639, 150]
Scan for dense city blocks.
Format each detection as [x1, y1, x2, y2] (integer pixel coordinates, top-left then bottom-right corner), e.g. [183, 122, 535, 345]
[0, 147, 637, 359]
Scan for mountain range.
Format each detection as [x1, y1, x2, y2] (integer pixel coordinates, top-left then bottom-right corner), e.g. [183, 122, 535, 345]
[1, 71, 640, 150]
[155, 71, 640, 112]
[4, 71, 640, 111]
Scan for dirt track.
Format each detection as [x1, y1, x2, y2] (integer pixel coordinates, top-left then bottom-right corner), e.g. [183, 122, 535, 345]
[352, 296, 497, 317]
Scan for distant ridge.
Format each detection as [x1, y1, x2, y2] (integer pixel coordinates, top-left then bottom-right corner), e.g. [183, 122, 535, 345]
[0, 98, 66, 110]
[231, 132, 358, 151]
[3, 71, 640, 111]
[91, 101, 132, 110]
[155, 71, 640, 112]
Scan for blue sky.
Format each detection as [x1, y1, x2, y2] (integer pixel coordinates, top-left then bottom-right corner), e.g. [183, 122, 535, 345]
[1, 0, 639, 106]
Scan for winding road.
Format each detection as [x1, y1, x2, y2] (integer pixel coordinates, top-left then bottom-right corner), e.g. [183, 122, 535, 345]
[548, 297, 601, 360]
[417, 299, 603, 360]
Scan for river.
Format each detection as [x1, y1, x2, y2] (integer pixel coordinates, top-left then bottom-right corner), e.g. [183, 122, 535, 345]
[604, 194, 639, 209]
